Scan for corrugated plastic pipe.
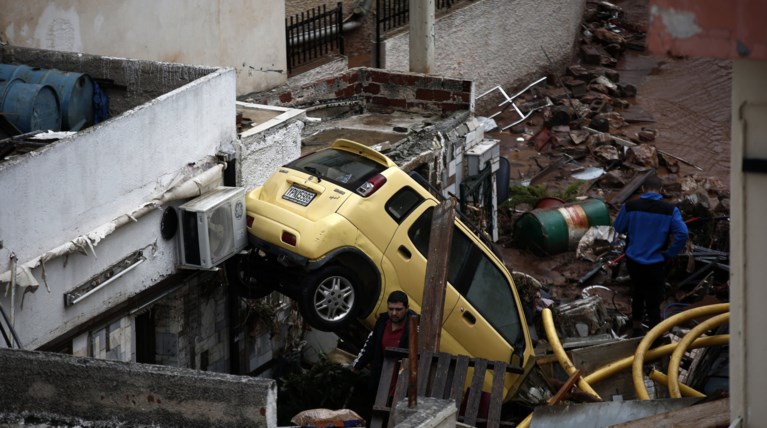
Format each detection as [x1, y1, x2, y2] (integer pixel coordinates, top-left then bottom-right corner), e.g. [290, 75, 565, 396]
[667, 312, 729, 398]
[632, 303, 729, 400]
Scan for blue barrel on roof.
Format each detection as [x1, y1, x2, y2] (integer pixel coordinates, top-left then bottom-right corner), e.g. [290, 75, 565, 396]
[0, 78, 62, 133]
[0, 64, 94, 131]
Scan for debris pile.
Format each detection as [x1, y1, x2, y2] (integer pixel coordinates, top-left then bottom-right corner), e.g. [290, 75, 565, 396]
[477, 0, 731, 423]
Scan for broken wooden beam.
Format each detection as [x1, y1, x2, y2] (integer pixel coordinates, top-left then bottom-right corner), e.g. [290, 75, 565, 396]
[610, 169, 654, 207]
[420, 198, 456, 353]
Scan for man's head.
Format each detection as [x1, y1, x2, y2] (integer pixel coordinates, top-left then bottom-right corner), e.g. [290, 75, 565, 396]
[643, 175, 662, 193]
[387, 290, 409, 324]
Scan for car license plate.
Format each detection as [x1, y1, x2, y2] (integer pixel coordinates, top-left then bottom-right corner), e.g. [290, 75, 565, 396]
[283, 185, 316, 206]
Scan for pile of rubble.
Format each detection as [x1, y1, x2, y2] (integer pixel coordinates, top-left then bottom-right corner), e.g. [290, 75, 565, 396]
[476, 0, 731, 412]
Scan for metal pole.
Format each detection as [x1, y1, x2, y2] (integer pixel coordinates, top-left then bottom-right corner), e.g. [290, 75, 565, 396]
[9, 252, 16, 326]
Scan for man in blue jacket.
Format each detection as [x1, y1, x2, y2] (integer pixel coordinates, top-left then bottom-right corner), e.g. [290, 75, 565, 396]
[614, 174, 688, 336]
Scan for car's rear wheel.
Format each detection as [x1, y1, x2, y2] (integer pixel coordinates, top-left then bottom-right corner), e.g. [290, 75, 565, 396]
[299, 266, 361, 331]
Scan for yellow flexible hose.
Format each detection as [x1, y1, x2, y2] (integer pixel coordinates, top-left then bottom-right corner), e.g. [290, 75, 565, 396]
[516, 309, 605, 428]
[542, 308, 601, 399]
[667, 312, 729, 398]
[583, 335, 729, 385]
[517, 307, 729, 428]
[648, 368, 705, 398]
[632, 303, 729, 400]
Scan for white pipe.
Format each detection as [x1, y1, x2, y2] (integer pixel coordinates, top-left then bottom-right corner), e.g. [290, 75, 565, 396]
[69, 257, 146, 306]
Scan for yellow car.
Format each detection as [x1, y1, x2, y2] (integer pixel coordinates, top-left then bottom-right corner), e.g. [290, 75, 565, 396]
[245, 139, 534, 395]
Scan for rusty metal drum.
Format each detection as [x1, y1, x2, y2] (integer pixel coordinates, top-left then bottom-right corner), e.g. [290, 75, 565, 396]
[513, 198, 610, 255]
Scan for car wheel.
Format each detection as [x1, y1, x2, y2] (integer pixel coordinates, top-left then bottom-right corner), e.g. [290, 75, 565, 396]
[299, 266, 361, 331]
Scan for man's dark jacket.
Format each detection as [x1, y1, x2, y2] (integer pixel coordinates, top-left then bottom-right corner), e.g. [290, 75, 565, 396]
[352, 309, 416, 390]
[614, 192, 688, 264]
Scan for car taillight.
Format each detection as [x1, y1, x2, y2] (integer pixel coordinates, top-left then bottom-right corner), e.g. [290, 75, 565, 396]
[282, 231, 297, 246]
[356, 174, 387, 197]
[246, 215, 254, 228]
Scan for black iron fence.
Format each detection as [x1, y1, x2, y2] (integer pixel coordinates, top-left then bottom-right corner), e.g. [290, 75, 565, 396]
[286, 3, 345, 74]
[375, 0, 456, 66]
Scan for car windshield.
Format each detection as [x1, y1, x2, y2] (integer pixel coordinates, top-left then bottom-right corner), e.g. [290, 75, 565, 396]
[287, 148, 386, 191]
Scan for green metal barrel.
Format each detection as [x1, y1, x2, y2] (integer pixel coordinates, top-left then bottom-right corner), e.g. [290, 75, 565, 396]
[513, 198, 610, 256]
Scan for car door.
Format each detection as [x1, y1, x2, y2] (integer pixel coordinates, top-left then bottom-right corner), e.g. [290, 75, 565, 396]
[381, 202, 460, 322]
[441, 224, 528, 364]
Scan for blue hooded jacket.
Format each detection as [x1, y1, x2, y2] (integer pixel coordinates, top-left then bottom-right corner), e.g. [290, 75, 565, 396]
[614, 192, 688, 265]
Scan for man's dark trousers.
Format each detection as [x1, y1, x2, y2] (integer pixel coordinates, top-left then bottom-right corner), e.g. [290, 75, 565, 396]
[627, 258, 666, 329]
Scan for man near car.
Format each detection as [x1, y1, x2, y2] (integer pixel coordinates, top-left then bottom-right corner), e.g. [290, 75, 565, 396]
[614, 174, 688, 337]
[352, 290, 416, 395]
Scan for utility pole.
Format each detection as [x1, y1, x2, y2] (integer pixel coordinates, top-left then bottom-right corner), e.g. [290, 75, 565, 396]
[409, 0, 435, 74]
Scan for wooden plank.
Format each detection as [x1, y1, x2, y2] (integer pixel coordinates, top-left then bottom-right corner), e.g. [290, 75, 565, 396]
[373, 357, 399, 409]
[610, 169, 654, 207]
[449, 354, 470, 407]
[486, 361, 507, 428]
[463, 359, 487, 427]
[387, 366, 410, 428]
[609, 397, 729, 428]
[420, 199, 456, 353]
[549, 369, 582, 406]
[417, 350, 433, 396]
[431, 352, 452, 398]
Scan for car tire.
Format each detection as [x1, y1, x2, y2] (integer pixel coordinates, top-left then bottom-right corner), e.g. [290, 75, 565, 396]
[299, 266, 361, 331]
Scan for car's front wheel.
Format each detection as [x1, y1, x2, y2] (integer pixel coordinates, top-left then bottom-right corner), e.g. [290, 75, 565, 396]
[299, 266, 361, 331]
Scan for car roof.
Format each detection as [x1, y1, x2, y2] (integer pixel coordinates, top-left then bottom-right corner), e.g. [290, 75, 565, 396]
[331, 139, 398, 169]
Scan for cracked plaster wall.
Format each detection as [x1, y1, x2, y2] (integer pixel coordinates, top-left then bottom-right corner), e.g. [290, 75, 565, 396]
[0, 48, 237, 350]
[383, 0, 586, 111]
[0, 0, 286, 95]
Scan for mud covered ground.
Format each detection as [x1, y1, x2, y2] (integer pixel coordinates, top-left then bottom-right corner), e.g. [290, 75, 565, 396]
[481, 0, 732, 311]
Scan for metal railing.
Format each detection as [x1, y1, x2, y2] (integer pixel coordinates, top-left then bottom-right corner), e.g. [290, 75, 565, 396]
[375, 0, 456, 66]
[286, 3, 345, 73]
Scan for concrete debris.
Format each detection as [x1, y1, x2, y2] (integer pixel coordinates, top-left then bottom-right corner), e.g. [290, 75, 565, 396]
[625, 144, 659, 168]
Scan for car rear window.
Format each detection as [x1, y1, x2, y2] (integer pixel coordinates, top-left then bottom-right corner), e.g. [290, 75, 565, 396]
[287, 148, 386, 191]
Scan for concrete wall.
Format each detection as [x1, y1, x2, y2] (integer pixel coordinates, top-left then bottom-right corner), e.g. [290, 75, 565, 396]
[237, 103, 306, 190]
[730, 59, 767, 427]
[383, 0, 586, 109]
[0, 47, 237, 350]
[0, 0, 287, 95]
[0, 347, 276, 427]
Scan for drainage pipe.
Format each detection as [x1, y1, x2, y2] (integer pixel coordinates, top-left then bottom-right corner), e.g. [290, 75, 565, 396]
[542, 308, 602, 400]
[667, 312, 729, 398]
[632, 303, 729, 400]
[648, 369, 705, 398]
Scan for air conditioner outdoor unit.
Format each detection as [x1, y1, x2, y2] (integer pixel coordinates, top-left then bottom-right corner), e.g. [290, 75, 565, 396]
[177, 186, 248, 270]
